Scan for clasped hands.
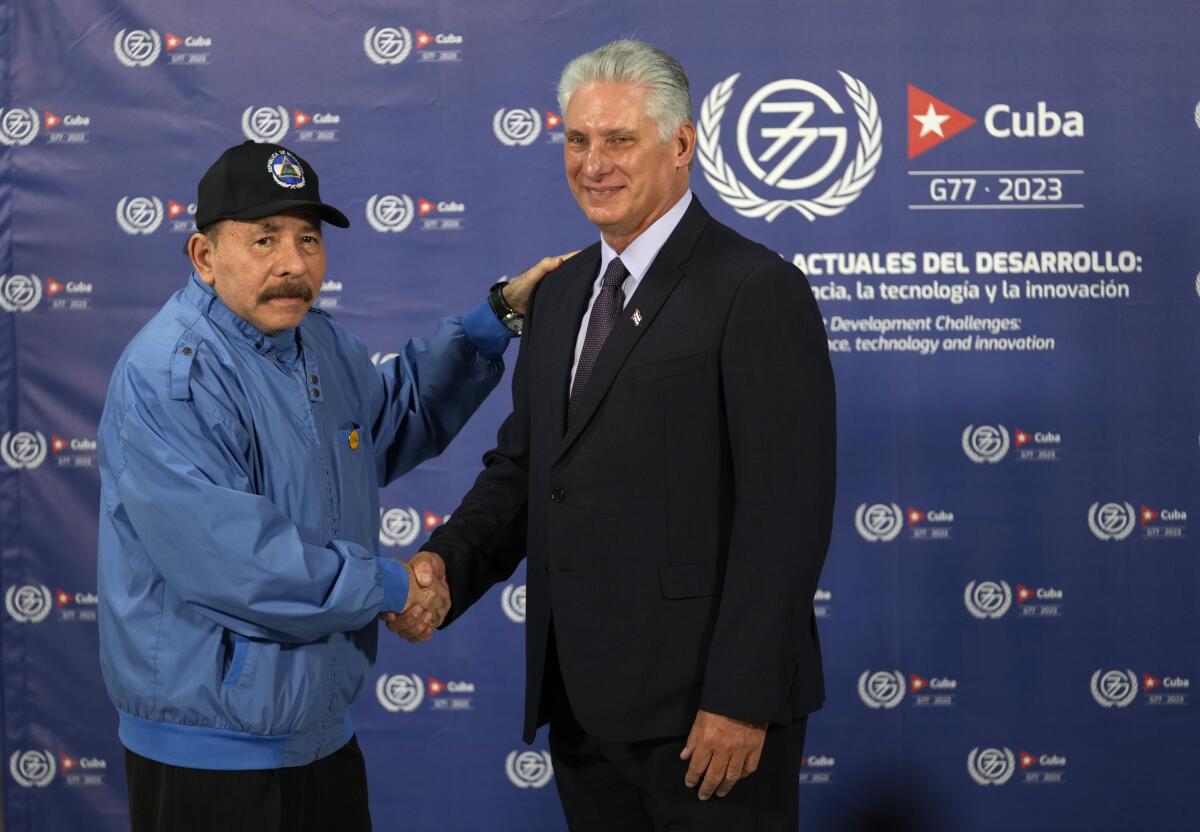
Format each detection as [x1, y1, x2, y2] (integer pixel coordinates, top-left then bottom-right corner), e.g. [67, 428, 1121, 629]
[379, 551, 448, 643]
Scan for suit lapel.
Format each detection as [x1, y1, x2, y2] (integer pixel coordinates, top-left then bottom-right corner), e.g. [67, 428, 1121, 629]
[555, 198, 711, 462]
[538, 245, 600, 443]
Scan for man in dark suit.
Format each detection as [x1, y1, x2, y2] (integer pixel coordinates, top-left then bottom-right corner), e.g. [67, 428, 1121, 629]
[388, 39, 836, 830]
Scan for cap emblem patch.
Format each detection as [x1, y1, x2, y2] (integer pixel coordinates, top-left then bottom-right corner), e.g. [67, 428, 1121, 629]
[267, 150, 305, 189]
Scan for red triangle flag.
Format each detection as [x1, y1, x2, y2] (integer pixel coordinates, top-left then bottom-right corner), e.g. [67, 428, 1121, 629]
[908, 85, 976, 159]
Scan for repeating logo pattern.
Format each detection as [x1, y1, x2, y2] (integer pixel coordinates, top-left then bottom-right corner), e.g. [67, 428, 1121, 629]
[500, 583, 526, 623]
[366, 194, 415, 233]
[412, 29, 465, 62]
[112, 28, 161, 67]
[966, 581, 1065, 619]
[0, 274, 43, 312]
[799, 754, 836, 785]
[1090, 669, 1138, 708]
[813, 588, 832, 618]
[859, 669, 956, 708]
[52, 587, 99, 622]
[379, 507, 421, 547]
[376, 673, 425, 713]
[161, 31, 214, 65]
[962, 424, 1010, 463]
[9, 750, 56, 787]
[0, 19, 1186, 828]
[319, 281, 342, 307]
[41, 110, 92, 143]
[0, 107, 40, 145]
[854, 503, 903, 542]
[5, 585, 53, 623]
[414, 197, 467, 231]
[967, 747, 1015, 786]
[241, 106, 289, 143]
[1, 431, 48, 470]
[493, 108, 541, 146]
[505, 750, 554, 788]
[424, 676, 477, 710]
[290, 107, 343, 142]
[116, 197, 164, 235]
[363, 27, 413, 64]
[857, 670, 906, 709]
[1087, 502, 1136, 541]
[964, 580, 1013, 619]
[697, 73, 881, 221]
[1086, 669, 1190, 707]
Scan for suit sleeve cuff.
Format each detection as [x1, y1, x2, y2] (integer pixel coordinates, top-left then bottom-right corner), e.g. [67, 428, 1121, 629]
[377, 557, 409, 614]
[461, 299, 514, 361]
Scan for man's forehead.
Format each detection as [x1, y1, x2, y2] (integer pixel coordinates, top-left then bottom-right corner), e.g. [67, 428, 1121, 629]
[566, 81, 651, 123]
[232, 210, 321, 231]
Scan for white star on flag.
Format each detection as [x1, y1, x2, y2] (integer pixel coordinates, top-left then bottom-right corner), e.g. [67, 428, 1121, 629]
[913, 103, 951, 138]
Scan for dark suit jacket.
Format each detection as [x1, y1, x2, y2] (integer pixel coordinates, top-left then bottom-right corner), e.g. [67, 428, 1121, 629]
[426, 198, 836, 743]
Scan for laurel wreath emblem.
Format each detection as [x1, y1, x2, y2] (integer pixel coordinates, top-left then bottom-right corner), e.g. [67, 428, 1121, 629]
[967, 747, 1015, 786]
[697, 72, 882, 222]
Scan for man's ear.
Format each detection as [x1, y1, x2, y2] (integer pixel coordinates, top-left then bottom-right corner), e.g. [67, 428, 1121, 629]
[188, 232, 217, 286]
[674, 122, 696, 169]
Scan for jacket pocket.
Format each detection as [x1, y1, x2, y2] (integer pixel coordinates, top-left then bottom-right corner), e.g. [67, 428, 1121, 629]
[629, 350, 707, 383]
[658, 559, 724, 599]
[333, 421, 378, 539]
[222, 633, 249, 687]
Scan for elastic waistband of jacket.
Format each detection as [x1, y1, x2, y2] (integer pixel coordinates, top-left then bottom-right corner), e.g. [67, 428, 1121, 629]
[117, 710, 354, 770]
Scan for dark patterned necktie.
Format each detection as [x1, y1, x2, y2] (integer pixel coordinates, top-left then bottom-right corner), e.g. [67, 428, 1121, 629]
[568, 256, 628, 425]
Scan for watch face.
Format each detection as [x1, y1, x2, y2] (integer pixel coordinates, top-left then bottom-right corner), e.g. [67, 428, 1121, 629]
[507, 315, 524, 335]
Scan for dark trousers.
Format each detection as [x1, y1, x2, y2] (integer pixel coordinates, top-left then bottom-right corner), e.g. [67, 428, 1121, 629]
[125, 735, 372, 832]
[545, 638, 808, 831]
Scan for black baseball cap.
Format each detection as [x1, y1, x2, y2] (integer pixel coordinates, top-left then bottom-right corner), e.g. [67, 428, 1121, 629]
[195, 140, 350, 230]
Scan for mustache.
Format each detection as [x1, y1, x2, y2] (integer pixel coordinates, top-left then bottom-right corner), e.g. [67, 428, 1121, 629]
[258, 281, 314, 304]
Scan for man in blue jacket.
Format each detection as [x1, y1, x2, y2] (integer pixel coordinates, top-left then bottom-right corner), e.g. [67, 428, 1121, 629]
[97, 141, 562, 831]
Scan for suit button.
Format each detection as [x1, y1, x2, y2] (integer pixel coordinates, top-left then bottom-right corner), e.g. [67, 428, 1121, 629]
[550, 488, 565, 503]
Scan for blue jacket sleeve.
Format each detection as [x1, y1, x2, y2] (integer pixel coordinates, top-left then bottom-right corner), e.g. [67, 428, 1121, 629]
[367, 301, 510, 485]
[114, 398, 409, 644]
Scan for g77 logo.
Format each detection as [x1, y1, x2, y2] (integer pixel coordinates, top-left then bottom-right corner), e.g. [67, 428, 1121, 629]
[698, 73, 881, 222]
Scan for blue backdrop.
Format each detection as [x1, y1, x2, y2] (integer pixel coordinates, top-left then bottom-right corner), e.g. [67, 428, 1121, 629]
[1, 1, 1197, 829]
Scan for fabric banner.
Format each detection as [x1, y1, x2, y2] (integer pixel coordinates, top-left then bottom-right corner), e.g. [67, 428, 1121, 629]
[1, 2, 1195, 829]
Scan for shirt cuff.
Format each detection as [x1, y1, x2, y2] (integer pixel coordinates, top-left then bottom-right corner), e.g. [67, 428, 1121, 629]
[377, 557, 409, 614]
[461, 298, 514, 361]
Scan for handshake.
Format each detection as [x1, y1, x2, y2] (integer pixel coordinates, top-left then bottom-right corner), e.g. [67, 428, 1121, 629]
[380, 551, 450, 643]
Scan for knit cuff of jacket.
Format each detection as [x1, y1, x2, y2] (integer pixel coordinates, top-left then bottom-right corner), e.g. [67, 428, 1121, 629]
[461, 298, 514, 361]
[376, 557, 409, 615]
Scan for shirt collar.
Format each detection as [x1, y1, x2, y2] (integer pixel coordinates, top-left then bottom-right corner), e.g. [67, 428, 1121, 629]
[184, 272, 301, 366]
[598, 190, 692, 284]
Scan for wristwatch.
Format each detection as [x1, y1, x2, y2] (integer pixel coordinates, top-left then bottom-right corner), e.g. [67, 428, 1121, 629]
[488, 280, 524, 335]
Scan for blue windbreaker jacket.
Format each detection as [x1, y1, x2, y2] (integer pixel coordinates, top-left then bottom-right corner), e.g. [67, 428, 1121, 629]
[97, 273, 509, 769]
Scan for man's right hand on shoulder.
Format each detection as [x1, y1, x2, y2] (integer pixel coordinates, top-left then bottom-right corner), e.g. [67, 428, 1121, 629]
[502, 251, 578, 315]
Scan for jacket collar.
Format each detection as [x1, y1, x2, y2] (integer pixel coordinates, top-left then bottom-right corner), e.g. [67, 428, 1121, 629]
[183, 272, 301, 366]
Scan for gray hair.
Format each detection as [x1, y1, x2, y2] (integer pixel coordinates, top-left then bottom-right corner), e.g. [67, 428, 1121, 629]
[557, 39, 692, 142]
